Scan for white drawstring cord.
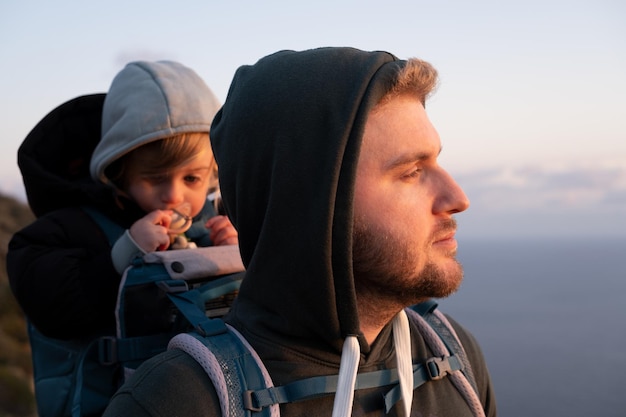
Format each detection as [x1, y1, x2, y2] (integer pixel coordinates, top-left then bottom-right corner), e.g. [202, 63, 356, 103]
[393, 310, 413, 416]
[333, 311, 413, 417]
[331, 335, 360, 417]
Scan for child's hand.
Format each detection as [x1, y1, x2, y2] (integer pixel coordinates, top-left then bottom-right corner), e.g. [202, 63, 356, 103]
[205, 215, 238, 246]
[129, 210, 173, 252]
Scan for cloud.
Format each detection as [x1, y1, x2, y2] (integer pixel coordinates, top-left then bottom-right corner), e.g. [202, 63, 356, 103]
[454, 161, 626, 238]
[457, 162, 626, 211]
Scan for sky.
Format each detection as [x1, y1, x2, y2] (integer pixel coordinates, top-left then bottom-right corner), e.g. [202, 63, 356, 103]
[1, 0, 625, 238]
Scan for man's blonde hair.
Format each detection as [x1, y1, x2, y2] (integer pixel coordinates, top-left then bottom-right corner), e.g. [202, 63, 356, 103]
[378, 58, 439, 108]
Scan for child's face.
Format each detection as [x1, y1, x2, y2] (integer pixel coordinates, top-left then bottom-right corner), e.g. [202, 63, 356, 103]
[124, 152, 213, 218]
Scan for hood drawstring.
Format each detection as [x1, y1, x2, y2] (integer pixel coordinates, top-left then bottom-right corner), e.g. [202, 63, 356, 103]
[331, 335, 360, 417]
[333, 310, 413, 417]
[393, 310, 413, 416]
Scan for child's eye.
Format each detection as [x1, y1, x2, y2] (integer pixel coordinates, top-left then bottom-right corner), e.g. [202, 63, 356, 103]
[184, 175, 202, 183]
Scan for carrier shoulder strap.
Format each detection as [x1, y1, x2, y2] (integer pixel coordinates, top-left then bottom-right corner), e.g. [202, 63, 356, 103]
[408, 302, 485, 417]
[410, 300, 479, 395]
[170, 300, 475, 415]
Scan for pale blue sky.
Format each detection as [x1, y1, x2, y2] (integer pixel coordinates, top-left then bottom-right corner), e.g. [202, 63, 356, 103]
[1, 0, 624, 237]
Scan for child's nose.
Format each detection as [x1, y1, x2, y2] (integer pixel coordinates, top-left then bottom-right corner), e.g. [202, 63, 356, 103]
[161, 182, 185, 205]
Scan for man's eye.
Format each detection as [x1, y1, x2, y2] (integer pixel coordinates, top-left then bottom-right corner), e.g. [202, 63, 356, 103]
[403, 168, 422, 179]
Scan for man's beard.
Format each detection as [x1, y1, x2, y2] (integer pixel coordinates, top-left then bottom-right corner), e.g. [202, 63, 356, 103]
[352, 218, 463, 307]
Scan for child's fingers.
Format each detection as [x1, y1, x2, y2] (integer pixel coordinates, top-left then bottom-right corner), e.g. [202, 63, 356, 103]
[212, 231, 238, 246]
[204, 215, 229, 229]
[204, 215, 239, 245]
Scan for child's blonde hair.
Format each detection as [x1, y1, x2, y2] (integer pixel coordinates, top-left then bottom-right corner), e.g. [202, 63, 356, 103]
[105, 132, 218, 193]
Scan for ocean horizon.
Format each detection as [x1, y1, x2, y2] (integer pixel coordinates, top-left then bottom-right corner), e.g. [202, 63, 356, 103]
[437, 236, 626, 417]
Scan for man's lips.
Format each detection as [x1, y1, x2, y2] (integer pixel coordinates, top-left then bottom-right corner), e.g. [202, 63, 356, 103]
[432, 219, 459, 249]
[432, 231, 458, 249]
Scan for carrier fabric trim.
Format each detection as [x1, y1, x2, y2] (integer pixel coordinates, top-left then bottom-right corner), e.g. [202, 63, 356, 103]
[142, 245, 244, 280]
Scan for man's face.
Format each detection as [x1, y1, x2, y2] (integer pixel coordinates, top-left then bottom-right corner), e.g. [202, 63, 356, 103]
[352, 95, 470, 306]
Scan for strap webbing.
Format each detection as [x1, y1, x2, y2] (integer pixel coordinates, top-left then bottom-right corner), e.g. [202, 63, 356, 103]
[383, 355, 463, 413]
[167, 289, 228, 337]
[245, 354, 463, 412]
[196, 273, 243, 302]
[98, 333, 174, 365]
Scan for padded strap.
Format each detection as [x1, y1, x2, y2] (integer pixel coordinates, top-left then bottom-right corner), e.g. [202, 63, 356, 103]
[412, 301, 479, 396]
[407, 305, 485, 417]
[169, 327, 276, 417]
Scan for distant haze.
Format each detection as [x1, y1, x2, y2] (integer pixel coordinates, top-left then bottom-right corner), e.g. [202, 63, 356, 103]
[1, 0, 624, 239]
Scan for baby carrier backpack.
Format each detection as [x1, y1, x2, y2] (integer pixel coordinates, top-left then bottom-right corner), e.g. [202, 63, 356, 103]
[16, 94, 245, 417]
[26, 211, 244, 417]
[26, 225, 244, 417]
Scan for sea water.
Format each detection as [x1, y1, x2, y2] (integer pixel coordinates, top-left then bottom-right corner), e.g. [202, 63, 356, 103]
[437, 237, 626, 417]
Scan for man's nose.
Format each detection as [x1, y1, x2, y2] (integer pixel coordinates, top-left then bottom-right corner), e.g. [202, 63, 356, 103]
[435, 168, 470, 215]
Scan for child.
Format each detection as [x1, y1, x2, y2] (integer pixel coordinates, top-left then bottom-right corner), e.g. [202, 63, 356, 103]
[8, 60, 237, 341]
[96, 128, 237, 273]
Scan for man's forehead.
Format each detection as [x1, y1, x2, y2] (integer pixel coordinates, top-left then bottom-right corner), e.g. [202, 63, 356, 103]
[358, 95, 440, 167]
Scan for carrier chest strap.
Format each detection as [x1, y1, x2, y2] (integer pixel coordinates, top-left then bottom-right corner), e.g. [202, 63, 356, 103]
[244, 354, 463, 412]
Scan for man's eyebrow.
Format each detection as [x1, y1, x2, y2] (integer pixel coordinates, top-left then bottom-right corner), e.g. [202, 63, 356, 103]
[384, 146, 442, 170]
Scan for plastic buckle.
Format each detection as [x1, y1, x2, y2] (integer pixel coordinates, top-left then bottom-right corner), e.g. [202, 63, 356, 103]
[242, 390, 263, 412]
[157, 280, 189, 293]
[425, 356, 453, 381]
[99, 336, 118, 366]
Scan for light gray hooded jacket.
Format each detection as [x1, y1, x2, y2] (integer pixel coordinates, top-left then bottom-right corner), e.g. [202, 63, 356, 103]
[90, 60, 222, 272]
[90, 60, 221, 185]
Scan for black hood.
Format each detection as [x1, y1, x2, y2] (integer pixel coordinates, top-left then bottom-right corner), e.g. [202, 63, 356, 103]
[18, 94, 114, 217]
[212, 47, 406, 354]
